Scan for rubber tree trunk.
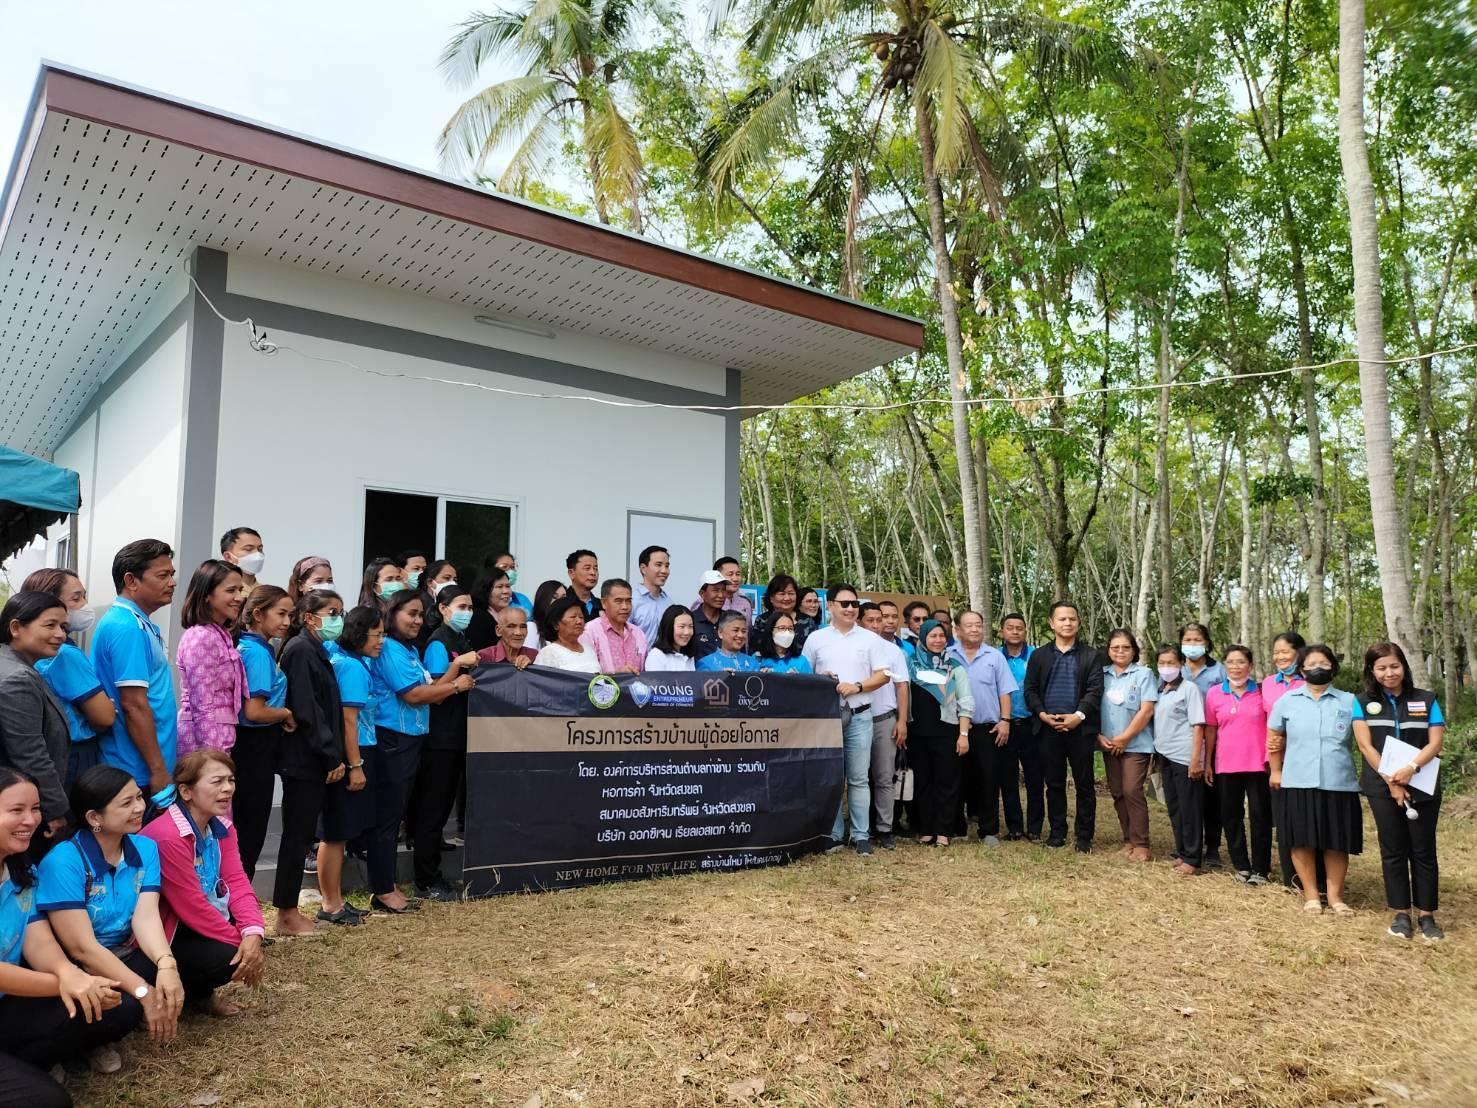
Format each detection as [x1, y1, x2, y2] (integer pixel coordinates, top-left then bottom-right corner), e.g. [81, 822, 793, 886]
[1337, 0, 1426, 682]
[915, 96, 986, 612]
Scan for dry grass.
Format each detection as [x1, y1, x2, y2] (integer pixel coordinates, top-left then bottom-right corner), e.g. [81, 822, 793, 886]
[77, 794, 1477, 1108]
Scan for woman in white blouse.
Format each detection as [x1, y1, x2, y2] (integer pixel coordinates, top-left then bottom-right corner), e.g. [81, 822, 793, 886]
[533, 595, 600, 673]
[644, 605, 697, 672]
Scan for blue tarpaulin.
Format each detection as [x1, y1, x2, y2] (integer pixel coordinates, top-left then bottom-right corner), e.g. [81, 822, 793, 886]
[0, 445, 81, 560]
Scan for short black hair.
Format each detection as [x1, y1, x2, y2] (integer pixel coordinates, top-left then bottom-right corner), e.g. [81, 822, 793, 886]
[542, 593, 587, 641]
[1048, 600, 1079, 618]
[1105, 628, 1140, 663]
[112, 539, 173, 592]
[396, 549, 428, 566]
[566, 549, 597, 571]
[858, 602, 881, 618]
[829, 582, 858, 601]
[600, 577, 632, 599]
[70, 764, 137, 830]
[339, 605, 384, 655]
[1223, 643, 1254, 665]
[219, 527, 260, 554]
[902, 601, 930, 619]
[1360, 641, 1413, 701]
[1155, 642, 1185, 666]
[1299, 643, 1340, 674]
[1000, 611, 1027, 627]
[713, 556, 739, 572]
[0, 590, 67, 643]
[1274, 630, 1306, 652]
[932, 608, 952, 621]
[383, 588, 427, 644]
[1177, 622, 1215, 656]
[484, 551, 516, 568]
[638, 545, 668, 567]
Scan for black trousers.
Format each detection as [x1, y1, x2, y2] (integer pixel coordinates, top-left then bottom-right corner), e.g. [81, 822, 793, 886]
[369, 727, 423, 896]
[913, 732, 964, 838]
[231, 722, 282, 879]
[273, 773, 326, 909]
[1161, 759, 1204, 867]
[1202, 778, 1223, 857]
[1042, 724, 1096, 845]
[1219, 770, 1273, 877]
[1273, 786, 1326, 891]
[962, 723, 1003, 836]
[1367, 789, 1441, 912]
[0, 988, 142, 1107]
[411, 748, 464, 889]
[168, 924, 240, 1006]
[997, 718, 1044, 837]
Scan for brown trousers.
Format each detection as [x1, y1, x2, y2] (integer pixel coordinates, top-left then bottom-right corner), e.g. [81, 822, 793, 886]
[1104, 751, 1152, 848]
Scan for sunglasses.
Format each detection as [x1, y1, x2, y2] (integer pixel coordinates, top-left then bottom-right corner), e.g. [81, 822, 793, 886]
[835, 599, 859, 609]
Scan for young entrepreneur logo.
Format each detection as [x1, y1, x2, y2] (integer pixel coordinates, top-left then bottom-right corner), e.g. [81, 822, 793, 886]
[587, 674, 621, 710]
[628, 680, 653, 708]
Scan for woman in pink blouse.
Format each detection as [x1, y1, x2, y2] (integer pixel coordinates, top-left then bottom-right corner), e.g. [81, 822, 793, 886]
[176, 560, 248, 757]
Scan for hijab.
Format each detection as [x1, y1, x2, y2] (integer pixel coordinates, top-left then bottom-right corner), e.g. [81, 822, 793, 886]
[908, 618, 962, 704]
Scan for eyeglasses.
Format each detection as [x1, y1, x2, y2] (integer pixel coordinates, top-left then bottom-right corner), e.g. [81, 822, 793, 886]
[835, 599, 859, 609]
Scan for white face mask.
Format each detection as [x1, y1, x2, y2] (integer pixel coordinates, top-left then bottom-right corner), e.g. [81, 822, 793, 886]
[1158, 665, 1181, 683]
[435, 580, 459, 596]
[307, 580, 336, 593]
[65, 606, 97, 635]
[237, 551, 266, 576]
[772, 629, 795, 649]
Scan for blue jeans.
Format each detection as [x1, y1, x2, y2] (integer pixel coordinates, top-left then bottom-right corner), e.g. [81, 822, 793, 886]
[832, 708, 873, 844]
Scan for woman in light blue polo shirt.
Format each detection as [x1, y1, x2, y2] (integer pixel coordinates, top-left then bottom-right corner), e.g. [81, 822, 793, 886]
[37, 765, 185, 1046]
[366, 592, 474, 913]
[233, 586, 297, 879]
[0, 766, 141, 1098]
[1266, 643, 1361, 915]
[1099, 630, 1157, 863]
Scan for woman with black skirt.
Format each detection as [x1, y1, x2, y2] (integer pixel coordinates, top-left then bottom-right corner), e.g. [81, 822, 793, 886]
[274, 590, 346, 935]
[1266, 644, 1362, 916]
[1351, 642, 1446, 942]
[234, 586, 296, 878]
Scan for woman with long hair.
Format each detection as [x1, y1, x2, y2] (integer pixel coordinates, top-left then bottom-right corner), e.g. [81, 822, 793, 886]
[752, 611, 813, 674]
[174, 561, 248, 758]
[23, 569, 116, 791]
[358, 558, 407, 610]
[1351, 642, 1446, 941]
[526, 579, 566, 651]
[0, 591, 73, 844]
[0, 767, 140, 1098]
[465, 568, 513, 653]
[285, 556, 334, 606]
[754, 574, 816, 656]
[232, 587, 297, 878]
[644, 605, 696, 672]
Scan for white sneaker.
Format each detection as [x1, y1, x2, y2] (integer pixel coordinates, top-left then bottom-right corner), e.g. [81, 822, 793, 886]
[89, 1044, 123, 1074]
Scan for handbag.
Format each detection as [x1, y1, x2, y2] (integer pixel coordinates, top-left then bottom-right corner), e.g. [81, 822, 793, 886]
[893, 747, 914, 803]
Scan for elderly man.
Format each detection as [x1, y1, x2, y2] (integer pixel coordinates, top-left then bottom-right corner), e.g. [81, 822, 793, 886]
[691, 571, 728, 659]
[579, 579, 648, 673]
[631, 545, 672, 642]
[948, 611, 1018, 846]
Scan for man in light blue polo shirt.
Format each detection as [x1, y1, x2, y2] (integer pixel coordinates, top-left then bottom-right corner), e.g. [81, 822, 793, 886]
[631, 544, 672, 643]
[91, 539, 178, 797]
[948, 611, 1018, 845]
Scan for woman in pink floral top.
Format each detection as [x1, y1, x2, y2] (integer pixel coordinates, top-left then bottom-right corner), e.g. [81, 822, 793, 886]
[176, 560, 248, 756]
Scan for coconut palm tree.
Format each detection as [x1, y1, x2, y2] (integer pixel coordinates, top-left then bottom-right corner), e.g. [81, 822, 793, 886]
[702, 0, 1122, 610]
[438, 0, 645, 229]
[1337, 0, 1425, 681]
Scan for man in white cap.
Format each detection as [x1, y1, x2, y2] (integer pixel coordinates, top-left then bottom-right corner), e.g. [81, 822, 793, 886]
[691, 571, 728, 659]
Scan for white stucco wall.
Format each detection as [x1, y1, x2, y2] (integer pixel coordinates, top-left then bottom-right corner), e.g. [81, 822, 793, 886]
[212, 322, 730, 601]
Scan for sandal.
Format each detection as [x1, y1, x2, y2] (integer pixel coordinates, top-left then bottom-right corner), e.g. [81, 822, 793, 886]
[1302, 899, 1324, 915]
[1329, 902, 1355, 916]
[936, 836, 950, 848]
[920, 836, 936, 846]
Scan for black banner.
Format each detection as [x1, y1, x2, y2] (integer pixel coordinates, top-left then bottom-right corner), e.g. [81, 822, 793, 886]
[462, 667, 843, 895]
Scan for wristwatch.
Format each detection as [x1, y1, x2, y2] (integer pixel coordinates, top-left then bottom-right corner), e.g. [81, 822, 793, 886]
[133, 984, 149, 1000]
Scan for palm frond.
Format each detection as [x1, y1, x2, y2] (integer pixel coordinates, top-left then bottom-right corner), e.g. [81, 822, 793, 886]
[439, 10, 540, 88]
[585, 94, 644, 218]
[916, 20, 973, 172]
[974, 11, 1131, 87]
[742, 0, 847, 63]
[497, 110, 564, 194]
[436, 74, 561, 177]
[521, 0, 593, 65]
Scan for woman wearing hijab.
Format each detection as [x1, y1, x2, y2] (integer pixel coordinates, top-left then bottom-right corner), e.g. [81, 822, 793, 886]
[907, 619, 975, 847]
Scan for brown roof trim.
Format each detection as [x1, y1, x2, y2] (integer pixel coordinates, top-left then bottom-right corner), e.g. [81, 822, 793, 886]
[37, 67, 923, 351]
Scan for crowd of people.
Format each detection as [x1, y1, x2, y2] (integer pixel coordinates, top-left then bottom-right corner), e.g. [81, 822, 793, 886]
[0, 529, 1450, 1103]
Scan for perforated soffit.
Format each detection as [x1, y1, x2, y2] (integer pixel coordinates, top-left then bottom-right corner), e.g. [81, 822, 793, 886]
[0, 113, 919, 456]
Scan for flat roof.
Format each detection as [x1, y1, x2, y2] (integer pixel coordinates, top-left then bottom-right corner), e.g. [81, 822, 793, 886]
[0, 64, 923, 455]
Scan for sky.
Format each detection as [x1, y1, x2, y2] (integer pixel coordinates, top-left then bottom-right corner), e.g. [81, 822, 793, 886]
[0, 0, 500, 180]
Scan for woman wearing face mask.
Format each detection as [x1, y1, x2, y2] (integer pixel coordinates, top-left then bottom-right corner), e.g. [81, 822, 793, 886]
[757, 575, 816, 655]
[396, 551, 428, 594]
[1204, 645, 1272, 885]
[1261, 631, 1310, 889]
[1351, 642, 1445, 942]
[233, 587, 297, 879]
[140, 751, 266, 1017]
[286, 556, 335, 606]
[753, 612, 813, 675]
[317, 606, 383, 927]
[417, 560, 460, 642]
[908, 620, 975, 847]
[359, 558, 407, 611]
[465, 569, 513, 653]
[1177, 623, 1225, 869]
[488, 552, 533, 613]
[1266, 644, 1361, 915]
[0, 591, 74, 847]
[1098, 630, 1157, 863]
[38, 766, 185, 1055]
[274, 590, 348, 936]
[0, 767, 140, 1101]
[527, 580, 567, 651]
[644, 605, 697, 672]
[174, 561, 248, 759]
[1153, 644, 1208, 876]
[23, 570, 117, 791]
[411, 587, 478, 901]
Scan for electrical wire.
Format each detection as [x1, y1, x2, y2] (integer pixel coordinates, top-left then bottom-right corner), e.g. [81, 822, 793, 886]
[187, 273, 1477, 415]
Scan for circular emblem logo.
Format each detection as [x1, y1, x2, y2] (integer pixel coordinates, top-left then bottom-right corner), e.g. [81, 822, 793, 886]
[587, 674, 621, 710]
[628, 680, 652, 708]
[1366, 701, 1382, 715]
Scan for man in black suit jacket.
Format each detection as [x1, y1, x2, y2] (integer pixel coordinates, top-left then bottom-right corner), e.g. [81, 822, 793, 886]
[1022, 601, 1105, 851]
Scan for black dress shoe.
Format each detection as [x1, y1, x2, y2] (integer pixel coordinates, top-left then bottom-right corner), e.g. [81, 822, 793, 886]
[1045, 837, 1067, 848]
[370, 895, 421, 914]
[316, 906, 364, 926]
[1074, 840, 1092, 853]
[1005, 831, 1024, 842]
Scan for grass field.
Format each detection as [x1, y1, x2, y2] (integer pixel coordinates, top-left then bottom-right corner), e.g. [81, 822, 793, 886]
[77, 793, 1476, 1108]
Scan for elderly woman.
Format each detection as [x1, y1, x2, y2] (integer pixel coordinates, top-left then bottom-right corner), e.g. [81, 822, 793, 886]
[1267, 644, 1361, 916]
[533, 596, 600, 673]
[908, 619, 975, 847]
[175, 561, 248, 758]
[141, 751, 266, 1017]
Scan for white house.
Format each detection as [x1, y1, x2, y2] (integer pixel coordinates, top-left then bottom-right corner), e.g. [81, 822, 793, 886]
[0, 64, 922, 617]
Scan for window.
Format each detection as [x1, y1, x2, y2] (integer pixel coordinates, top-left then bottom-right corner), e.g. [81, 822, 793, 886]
[54, 534, 73, 573]
[363, 489, 513, 579]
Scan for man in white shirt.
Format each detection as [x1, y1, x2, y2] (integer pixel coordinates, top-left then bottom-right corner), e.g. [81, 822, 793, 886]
[801, 583, 893, 856]
[630, 545, 671, 642]
[860, 603, 909, 850]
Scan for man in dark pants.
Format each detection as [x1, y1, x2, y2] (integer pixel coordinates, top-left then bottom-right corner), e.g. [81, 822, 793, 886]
[1023, 601, 1105, 852]
[997, 614, 1041, 839]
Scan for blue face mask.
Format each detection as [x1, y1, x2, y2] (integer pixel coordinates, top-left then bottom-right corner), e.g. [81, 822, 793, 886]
[316, 614, 344, 642]
[1181, 644, 1206, 660]
[447, 609, 473, 633]
[505, 568, 518, 589]
[406, 571, 422, 589]
[378, 581, 407, 600]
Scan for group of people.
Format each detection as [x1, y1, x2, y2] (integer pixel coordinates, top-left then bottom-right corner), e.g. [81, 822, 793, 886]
[0, 529, 1451, 1103]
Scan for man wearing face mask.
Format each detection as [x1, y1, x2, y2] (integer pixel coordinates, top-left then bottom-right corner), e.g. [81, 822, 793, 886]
[397, 550, 429, 593]
[220, 527, 266, 597]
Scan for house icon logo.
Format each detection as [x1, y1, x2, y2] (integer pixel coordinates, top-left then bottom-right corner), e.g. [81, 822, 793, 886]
[702, 678, 729, 708]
